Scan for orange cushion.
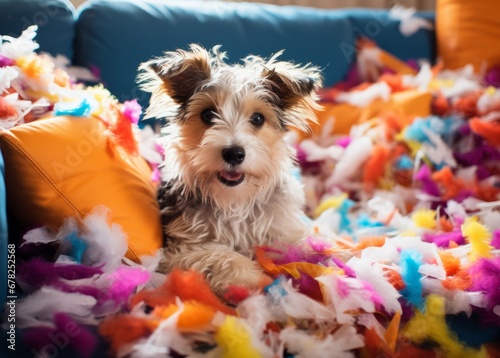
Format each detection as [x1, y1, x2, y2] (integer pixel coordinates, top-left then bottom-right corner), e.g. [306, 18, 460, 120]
[436, 0, 500, 72]
[311, 89, 432, 136]
[0, 115, 163, 263]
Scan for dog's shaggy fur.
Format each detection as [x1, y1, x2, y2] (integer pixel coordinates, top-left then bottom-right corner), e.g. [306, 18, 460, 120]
[139, 45, 322, 296]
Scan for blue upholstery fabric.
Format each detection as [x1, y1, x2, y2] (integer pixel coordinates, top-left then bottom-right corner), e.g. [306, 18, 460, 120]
[337, 8, 436, 64]
[74, 0, 349, 109]
[73, 0, 435, 111]
[0, 0, 76, 59]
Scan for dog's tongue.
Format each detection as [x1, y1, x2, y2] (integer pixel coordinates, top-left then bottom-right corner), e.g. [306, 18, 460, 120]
[220, 171, 243, 181]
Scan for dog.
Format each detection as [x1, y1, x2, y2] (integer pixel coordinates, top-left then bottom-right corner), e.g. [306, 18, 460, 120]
[139, 44, 322, 296]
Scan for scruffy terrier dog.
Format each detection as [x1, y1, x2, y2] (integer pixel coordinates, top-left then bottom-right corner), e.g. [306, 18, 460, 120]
[139, 44, 322, 296]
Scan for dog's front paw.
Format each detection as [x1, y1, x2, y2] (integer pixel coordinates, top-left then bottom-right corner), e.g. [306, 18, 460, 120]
[209, 258, 271, 300]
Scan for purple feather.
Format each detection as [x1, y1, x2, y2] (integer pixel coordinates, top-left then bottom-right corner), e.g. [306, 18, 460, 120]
[0, 54, 14, 67]
[475, 165, 492, 181]
[293, 273, 323, 301]
[415, 164, 441, 197]
[50, 266, 150, 315]
[272, 243, 331, 267]
[332, 257, 356, 278]
[491, 230, 500, 249]
[17, 258, 103, 288]
[104, 266, 151, 308]
[50, 281, 102, 300]
[423, 231, 465, 247]
[468, 257, 500, 310]
[361, 281, 384, 311]
[468, 258, 500, 326]
[23, 312, 97, 358]
[307, 236, 332, 253]
[454, 143, 500, 167]
[336, 136, 352, 148]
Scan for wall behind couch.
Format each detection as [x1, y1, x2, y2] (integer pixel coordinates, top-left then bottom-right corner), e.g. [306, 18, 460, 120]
[70, 0, 435, 10]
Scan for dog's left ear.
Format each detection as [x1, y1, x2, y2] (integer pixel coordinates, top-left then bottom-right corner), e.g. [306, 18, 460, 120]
[263, 58, 323, 132]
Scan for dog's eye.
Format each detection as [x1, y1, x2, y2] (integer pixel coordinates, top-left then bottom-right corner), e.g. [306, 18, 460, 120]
[201, 109, 217, 125]
[250, 112, 265, 127]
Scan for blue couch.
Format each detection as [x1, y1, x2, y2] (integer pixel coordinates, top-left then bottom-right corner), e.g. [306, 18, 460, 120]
[0, 0, 436, 303]
[0, 0, 436, 356]
[0, 0, 435, 109]
[0, 0, 436, 272]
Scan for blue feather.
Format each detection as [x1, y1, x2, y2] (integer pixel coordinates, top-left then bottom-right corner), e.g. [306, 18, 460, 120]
[64, 231, 88, 264]
[54, 98, 91, 117]
[400, 249, 424, 310]
[338, 198, 355, 235]
[396, 155, 414, 170]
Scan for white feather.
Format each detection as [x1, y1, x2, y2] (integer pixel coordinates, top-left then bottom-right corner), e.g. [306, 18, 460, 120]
[440, 77, 481, 99]
[326, 136, 373, 187]
[123, 249, 166, 290]
[357, 313, 386, 339]
[138, 125, 163, 164]
[347, 257, 402, 314]
[389, 5, 433, 36]
[266, 279, 336, 322]
[279, 324, 363, 358]
[336, 82, 391, 107]
[418, 244, 446, 280]
[299, 139, 344, 162]
[366, 196, 416, 231]
[21, 227, 57, 247]
[402, 62, 433, 91]
[121, 298, 192, 358]
[80, 206, 128, 271]
[0, 66, 18, 93]
[317, 274, 376, 324]
[15, 287, 97, 329]
[0, 25, 39, 59]
[421, 128, 457, 167]
[311, 207, 341, 238]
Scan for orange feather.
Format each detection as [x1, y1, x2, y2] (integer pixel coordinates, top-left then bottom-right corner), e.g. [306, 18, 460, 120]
[363, 143, 390, 191]
[469, 117, 500, 146]
[130, 269, 235, 315]
[99, 315, 153, 352]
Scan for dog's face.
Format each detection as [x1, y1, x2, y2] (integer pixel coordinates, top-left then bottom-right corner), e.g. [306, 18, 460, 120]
[139, 45, 322, 209]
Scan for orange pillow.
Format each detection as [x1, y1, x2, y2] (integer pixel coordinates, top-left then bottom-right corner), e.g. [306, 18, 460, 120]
[0, 115, 163, 262]
[310, 89, 432, 136]
[436, 0, 500, 72]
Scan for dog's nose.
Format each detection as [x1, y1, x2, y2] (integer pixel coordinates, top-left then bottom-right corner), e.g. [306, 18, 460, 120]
[222, 146, 245, 165]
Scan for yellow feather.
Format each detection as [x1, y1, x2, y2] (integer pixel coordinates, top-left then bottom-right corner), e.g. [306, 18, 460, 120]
[411, 209, 436, 229]
[215, 315, 262, 358]
[313, 193, 347, 219]
[461, 218, 492, 262]
[403, 295, 488, 358]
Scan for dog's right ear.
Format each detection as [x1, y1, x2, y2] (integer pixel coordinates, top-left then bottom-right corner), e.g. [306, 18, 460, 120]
[138, 44, 212, 119]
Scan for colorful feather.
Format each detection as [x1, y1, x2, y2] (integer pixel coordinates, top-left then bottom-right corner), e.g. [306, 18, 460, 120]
[24, 312, 97, 358]
[403, 295, 488, 357]
[215, 315, 262, 358]
[461, 218, 493, 262]
[80, 206, 128, 271]
[399, 250, 424, 310]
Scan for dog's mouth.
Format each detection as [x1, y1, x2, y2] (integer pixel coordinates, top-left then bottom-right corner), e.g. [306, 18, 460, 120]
[217, 170, 245, 187]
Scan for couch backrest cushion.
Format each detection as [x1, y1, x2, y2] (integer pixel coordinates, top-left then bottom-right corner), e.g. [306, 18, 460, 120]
[74, 0, 355, 110]
[0, 0, 76, 59]
[74, 0, 435, 112]
[337, 9, 436, 66]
